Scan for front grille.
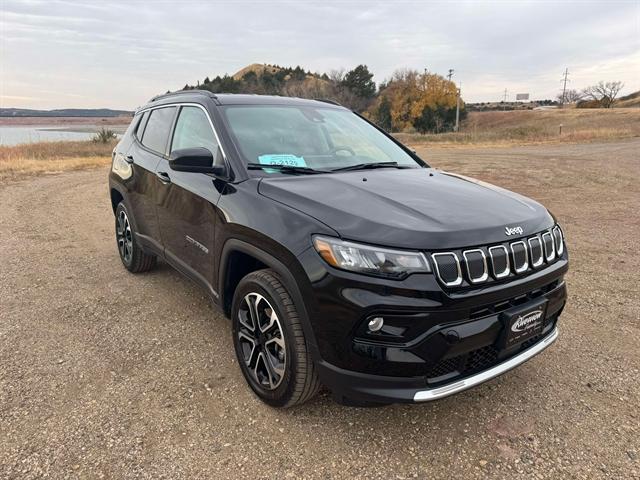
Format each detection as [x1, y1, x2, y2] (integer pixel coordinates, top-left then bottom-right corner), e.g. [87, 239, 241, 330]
[463, 249, 488, 283]
[426, 319, 556, 382]
[427, 345, 499, 380]
[469, 279, 560, 319]
[430, 227, 565, 288]
[488, 245, 510, 278]
[431, 252, 462, 286]
[429, 356, 463, 378]
[528, 236, 544, 268]
[542, 231, 555, 261]
[510, 241, 529, 273]
[465, 345, 499, 372]
[552, 226, 564, 255]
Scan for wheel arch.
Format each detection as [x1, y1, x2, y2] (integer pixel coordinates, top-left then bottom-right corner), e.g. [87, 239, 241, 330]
[110, 187, 124, 214]
[219, 238, 320, 360]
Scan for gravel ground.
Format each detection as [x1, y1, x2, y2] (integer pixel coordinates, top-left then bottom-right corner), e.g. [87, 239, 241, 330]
[1, 139, 638, 479]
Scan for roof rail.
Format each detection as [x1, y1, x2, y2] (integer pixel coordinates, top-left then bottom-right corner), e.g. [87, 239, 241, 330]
[149, 89, 217, 103]
[314, 98, 342, 106]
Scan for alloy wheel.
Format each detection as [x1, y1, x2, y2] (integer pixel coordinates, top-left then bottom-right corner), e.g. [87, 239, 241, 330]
[237, 292, 287, 390]
[116, 209, 133, 264]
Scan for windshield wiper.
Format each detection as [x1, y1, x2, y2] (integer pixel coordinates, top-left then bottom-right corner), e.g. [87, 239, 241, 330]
[247, 163, 327, 175]
[330, 161, 414, 172]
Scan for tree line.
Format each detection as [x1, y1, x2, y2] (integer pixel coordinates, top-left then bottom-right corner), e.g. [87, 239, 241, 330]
[181, 64, 465, 133]
[558, 81, 625, 108]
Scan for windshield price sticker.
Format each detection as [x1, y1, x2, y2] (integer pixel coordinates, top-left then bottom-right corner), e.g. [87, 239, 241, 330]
[258, 154, 307, 170]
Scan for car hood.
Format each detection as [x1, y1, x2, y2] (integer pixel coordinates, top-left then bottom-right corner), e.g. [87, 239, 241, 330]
[258, 168, 554, 250]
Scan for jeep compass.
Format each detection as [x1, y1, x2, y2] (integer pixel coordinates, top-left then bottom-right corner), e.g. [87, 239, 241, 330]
[108, 91, 568, 407]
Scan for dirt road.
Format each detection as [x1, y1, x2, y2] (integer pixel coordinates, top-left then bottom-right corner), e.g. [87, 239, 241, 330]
[1, 140, 638, 479]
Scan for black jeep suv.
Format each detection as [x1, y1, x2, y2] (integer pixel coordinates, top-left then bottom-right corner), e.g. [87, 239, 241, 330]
[109, 90, 568, 407]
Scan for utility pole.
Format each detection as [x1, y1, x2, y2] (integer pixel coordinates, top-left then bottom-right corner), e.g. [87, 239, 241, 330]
[503, 88, 508, 110]
[560, 68, 569, 107]
[455, 82, 461, 132]
[447, 69, 454, 82]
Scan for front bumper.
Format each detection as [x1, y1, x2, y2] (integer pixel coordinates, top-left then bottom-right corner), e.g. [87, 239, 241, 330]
[297, 245, 568, 404]
[317, 327, 559, 403]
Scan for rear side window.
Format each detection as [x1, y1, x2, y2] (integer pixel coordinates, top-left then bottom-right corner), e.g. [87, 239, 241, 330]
[141, 107, 176, 154]
[171, 106, 222, 164]
[135, 111, 150, 140]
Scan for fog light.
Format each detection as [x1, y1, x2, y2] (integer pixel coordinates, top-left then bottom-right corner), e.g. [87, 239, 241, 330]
[367, 317, 384, 332]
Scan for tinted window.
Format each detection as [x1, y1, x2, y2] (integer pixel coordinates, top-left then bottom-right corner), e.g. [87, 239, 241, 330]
[171, 106, 222, 164]
[141, 107, 176, 154]
[136, 111, 150, 140]
[121, 113, 140, 139]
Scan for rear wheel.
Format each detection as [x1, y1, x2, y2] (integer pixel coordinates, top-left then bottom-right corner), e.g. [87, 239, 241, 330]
[115, 202, 156, 273]
[232, 269, 321, 407]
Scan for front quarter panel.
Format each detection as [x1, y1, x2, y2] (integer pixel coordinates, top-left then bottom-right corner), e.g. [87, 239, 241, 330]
[214, 178, 337, 322]
[215, 178, 337, 258]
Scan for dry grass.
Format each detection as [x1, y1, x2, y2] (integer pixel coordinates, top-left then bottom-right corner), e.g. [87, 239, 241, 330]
[396, 108, 640, 147]
[2, 107, 639, 180]
[0, 140, 116, 180]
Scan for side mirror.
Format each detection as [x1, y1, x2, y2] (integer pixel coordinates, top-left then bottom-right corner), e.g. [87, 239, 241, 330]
[169, 147, 226, 176]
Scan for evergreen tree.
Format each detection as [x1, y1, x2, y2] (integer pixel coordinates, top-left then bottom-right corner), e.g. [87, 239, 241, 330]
[342, 65, 376, 99]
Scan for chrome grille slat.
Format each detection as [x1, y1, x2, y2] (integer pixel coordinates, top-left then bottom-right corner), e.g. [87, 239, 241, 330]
[527, 235, 544, 268]
[552, 226, 564, 256]
[430, 226, 563, 288]
[462, 249, 488, 283]
[488, 245, 510, 279]
[510, 240, 529, 273]
[431, 252, 463, 287]
[542, 231, 555, 261]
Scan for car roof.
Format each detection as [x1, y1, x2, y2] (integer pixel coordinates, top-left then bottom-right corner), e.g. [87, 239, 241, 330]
[214, 93, 342, 108]
[138, 90, 344, 112]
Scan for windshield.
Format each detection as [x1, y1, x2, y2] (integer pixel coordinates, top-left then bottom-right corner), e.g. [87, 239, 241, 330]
[222, 105, 424, 173]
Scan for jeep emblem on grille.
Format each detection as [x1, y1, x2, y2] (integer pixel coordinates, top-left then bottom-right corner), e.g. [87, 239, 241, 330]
[505, 226, 523, 236]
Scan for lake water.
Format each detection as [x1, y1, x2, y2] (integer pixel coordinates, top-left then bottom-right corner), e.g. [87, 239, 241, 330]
[0, 125, 126, 146]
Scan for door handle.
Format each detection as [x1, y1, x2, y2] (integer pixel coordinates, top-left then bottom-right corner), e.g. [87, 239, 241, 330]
[125, 155, 134, 164]
[156, 171, 171, 184]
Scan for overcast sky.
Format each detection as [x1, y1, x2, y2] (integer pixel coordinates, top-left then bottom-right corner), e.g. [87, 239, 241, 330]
[1, 0, 639, 110]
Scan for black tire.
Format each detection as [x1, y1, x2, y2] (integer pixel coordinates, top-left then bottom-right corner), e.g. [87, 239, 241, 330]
[231, 269, 321, 407]
[115, 202, 156, 273]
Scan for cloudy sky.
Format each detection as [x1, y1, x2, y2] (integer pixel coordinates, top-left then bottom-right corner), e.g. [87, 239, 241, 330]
[1, 0, 639, 110]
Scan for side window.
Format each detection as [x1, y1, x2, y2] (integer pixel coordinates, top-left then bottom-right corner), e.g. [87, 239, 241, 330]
[171, 106, 223, 164]
[135, 111, 150, 140]
[141, 107, 176, 154]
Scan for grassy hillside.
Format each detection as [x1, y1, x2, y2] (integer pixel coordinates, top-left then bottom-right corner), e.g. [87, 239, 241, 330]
[616, 91, 640, 108]
[396, 108, 640, 145]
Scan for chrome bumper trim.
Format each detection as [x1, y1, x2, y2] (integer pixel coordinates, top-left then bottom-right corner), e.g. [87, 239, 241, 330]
[413, 327, 558, 402]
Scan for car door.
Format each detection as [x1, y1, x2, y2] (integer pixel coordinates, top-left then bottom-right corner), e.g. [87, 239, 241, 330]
[126, 106, 177, 254]
[155, 104, 225, 299]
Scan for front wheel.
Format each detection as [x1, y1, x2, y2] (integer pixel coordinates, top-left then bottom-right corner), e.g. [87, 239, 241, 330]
[231, 269, 321, 407]
[115, 202, 156, 273]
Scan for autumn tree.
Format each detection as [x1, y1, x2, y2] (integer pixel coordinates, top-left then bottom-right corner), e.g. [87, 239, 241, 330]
[582, 81, 624, 108]
[374, 95, 392, 131]
[368, 69, 463, 133]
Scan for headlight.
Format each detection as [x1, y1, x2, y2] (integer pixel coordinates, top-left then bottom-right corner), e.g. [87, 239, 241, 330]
[313, 235, 431, 279]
